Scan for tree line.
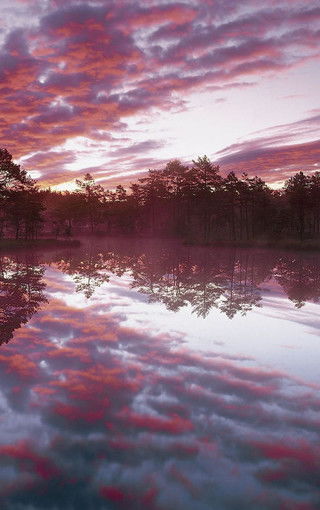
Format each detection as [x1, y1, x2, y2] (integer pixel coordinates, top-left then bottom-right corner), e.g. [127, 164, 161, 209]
[1, 147, 320, 243]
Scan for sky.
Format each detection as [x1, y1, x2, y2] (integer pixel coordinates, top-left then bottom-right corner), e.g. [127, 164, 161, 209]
[0, 0, 319, 190]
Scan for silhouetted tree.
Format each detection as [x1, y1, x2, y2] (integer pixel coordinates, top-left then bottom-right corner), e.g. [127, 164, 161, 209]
[189, 156, 222, 242]
[284, 172, 310, 240]
[130, 170, 170, 235]
[7, 188, 44, 239]
[76, 173, 105, 232]
[0, 148, 31, 194]
[0, 148, 44, 239]
[309, 172, 320, 237]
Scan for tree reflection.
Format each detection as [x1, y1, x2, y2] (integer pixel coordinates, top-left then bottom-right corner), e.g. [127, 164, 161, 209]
[3, 243, 320, 346]
[57, 243, 277, 318]
[54, 247, 132, 299]
[56, 251, 111, 299]
[0, 254, 47, 344]
[274, 254, 320, 308]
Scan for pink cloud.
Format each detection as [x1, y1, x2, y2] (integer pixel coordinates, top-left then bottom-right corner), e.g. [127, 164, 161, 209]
[216, 139, 320, 183]
[0, 0, 318, 185]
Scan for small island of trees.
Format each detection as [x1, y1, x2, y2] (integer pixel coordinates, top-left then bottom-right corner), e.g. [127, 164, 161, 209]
[1, 147, 320, 246]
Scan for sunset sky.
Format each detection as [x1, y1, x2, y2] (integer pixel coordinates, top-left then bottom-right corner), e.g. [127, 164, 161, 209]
[1, 0, 319, 190]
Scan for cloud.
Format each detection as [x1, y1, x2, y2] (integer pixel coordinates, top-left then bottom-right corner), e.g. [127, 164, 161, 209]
[0, 0, 318, 186]
[22, 150, 76, 172]
[213, 113, 320, 182]
[216, 138, 320, 183]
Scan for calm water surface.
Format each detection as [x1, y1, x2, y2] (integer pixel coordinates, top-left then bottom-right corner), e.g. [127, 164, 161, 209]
[1, 238, 320, 509]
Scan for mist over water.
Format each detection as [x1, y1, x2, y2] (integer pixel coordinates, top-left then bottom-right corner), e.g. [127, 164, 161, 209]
[0, 239, 320, 509]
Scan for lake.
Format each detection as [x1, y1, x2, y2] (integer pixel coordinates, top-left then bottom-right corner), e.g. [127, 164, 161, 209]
[1, 238, 320, 509]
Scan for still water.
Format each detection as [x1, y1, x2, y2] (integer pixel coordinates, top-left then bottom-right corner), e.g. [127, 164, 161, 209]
[0, 238, 320, 509]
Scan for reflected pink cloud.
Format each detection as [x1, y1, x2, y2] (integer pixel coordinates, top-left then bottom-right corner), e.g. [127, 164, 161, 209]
[0, 442, 61, 481]
[118, 409, 194, 435]
[0, 279, 319, 507]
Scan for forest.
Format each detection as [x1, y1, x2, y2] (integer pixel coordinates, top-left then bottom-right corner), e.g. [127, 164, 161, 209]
[1, 147, 320, 244]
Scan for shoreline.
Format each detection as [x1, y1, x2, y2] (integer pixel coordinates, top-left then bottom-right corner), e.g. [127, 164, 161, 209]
[0, 238, 81, 250]
[183, 238, 320, 251]
[1, 236, 320, 252]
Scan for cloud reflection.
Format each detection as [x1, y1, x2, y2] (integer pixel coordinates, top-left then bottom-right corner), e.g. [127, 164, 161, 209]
[0, 242, 320, 508]
[0, 251, 319, 508]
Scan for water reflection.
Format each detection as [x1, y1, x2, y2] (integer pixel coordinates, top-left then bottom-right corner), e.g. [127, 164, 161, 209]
[54, 241, 320, 317]
[55, 250, 112, 299]
[0, 241, 320, 509]
[0, 253, 47, 344]
[274, 255, 320, 308]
